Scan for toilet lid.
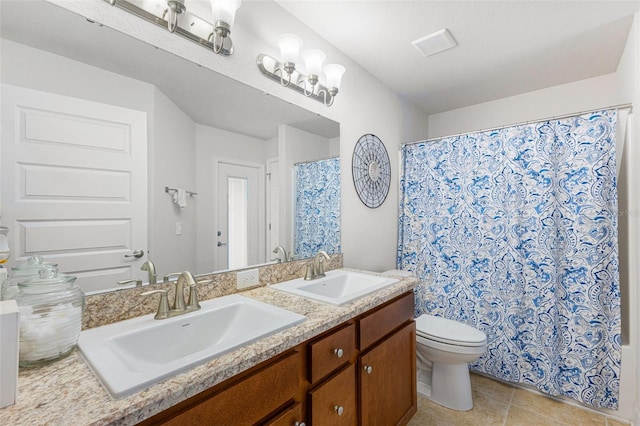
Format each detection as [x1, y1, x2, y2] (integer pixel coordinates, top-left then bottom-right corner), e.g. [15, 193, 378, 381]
[416, 314, 486, 346]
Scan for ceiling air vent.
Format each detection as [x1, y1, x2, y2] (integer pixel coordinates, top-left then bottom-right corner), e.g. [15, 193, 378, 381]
[412, 28, 457, 57]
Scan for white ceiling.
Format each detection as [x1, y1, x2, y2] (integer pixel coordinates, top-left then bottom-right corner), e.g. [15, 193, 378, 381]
[2, 0, 638, 129]
[276, 0, 640, 115]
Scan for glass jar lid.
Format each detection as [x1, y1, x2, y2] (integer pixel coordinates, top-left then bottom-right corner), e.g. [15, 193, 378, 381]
[19, 266, 76, 288]
[11, 255, 58, 275]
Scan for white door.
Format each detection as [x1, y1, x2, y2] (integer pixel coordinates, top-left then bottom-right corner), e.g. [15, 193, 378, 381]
[0, 84, 147, 293]
[214, 161, 265, 271]
[266, 157, 280, 258]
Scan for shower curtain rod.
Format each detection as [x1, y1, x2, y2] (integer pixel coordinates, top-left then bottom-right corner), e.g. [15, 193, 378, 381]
[402, 103, 633, 147]
[294, 155, 339, 166]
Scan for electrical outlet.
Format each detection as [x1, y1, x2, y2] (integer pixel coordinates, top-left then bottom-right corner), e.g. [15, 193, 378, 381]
[237, 268, 259, 290]
[175, 222, 183, 235]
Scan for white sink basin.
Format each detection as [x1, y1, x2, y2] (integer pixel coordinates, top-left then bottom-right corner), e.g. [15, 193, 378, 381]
[270, 270, 399, 306]
[77, 294, 306, 398]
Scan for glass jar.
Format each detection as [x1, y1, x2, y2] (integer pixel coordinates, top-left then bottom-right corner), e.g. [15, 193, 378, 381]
[0, 226, 10, 265]
[1, 255, 58, 301]
[15, 267, 84, 367]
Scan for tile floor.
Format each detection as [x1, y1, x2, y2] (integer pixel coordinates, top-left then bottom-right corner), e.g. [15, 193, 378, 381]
[407, 373, 628, 426]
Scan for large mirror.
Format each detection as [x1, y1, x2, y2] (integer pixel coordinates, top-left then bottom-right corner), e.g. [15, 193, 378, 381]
[0, 1, 340, 294]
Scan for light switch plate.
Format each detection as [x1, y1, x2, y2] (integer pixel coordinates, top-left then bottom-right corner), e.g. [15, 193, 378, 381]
[237, 268, 259, 290]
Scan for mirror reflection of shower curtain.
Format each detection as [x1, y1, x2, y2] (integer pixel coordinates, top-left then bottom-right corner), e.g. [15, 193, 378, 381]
[398, 109, 621, 409]
[293, 158, 341, 259]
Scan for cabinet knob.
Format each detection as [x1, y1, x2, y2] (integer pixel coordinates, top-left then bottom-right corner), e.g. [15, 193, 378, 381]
[363, 365, 373, 374]
[334, 405, 344, 416]
[333, 348, 344, 358]
[294, 422, 306, 426]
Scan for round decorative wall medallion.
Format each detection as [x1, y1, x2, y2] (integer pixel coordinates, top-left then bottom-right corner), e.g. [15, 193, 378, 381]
[352, 134, 391, 208]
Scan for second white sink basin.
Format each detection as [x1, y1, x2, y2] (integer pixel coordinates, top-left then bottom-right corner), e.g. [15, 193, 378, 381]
[78, 294, 306, 398]
[270, 269, 399, 306]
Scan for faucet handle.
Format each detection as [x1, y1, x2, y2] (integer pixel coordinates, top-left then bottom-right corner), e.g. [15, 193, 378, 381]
[118, 279, 142, 287]
[163, 272, 181, 282]
[141, 289, 170, 319]
[187, 284, 201, 309]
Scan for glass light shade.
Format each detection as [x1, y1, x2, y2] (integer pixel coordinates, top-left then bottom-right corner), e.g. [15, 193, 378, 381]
[302, 49, 326, 77]
[278, 34, 303, 64]
[323, 64, 346, 89]
[185, 1, 211, 20]
[211, 0, 241, 27]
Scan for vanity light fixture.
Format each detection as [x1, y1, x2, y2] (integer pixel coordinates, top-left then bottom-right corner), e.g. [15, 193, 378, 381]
[105, 0, 240, 56]
[257, 34, 346, 107]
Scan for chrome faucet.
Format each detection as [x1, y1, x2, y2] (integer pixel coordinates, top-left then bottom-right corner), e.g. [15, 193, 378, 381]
[304, 250, 330, 280]
[142, 271, 200, 319]
[140, 260, 157, 285]
[272, 246, 289, 263]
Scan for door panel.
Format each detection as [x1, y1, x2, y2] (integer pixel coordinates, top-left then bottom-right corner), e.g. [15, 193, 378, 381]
[214, 161, 265, 271]
[1, 84, 147, 292]
[266, 157, 280, 258]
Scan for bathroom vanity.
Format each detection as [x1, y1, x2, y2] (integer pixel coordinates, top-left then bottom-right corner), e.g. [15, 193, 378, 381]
[141, 292, 416, 425]
[0, 269, 417, 425]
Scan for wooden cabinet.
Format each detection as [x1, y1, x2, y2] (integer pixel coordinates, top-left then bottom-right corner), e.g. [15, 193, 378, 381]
[140, 350, 303, 426]
[359, 322, 417, 426]
[263, 402, 305, 426]
[140, 292, 416, 426]
[359, 292, 414, 350]
[308, 364, 357, 425]
[308, 323, 356, 384]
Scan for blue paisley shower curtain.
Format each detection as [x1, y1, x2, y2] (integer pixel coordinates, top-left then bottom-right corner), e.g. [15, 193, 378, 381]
[294, 157, 341, 259]
[398, 110, 621, 409]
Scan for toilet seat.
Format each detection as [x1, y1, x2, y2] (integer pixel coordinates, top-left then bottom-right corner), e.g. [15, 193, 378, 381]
[416, 314, 486, 347]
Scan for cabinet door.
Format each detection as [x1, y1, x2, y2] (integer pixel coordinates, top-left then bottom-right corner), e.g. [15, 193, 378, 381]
[263, 402, 305, 426]
[150, 351, 300, 425]
[308, 364, 357, 426]
[360, 322, 416, 426]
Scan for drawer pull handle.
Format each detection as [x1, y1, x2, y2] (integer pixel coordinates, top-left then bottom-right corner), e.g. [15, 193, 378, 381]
[294, 422, 306, 426]
[333, 348, 344, 358]
[364, 365, 373, 374]
[334, 405, 344, 416]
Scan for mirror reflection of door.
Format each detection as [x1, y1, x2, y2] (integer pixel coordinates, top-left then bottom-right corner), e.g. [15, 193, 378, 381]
[0, 84, 148, 292]
[215, 161, 265, 271]
[266, 158, 280, 258]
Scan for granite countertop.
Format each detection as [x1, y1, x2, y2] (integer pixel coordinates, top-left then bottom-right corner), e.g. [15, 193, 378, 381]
[0, 270, 416, 426]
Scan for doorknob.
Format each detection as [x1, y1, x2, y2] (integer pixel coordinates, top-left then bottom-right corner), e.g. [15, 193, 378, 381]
[124, 249, 144, 258]
[217, 241, 227, 247]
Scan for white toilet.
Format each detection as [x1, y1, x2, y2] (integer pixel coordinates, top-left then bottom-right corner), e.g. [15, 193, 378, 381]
[415, 314, 487, 411]
[382, 269, 487, 411]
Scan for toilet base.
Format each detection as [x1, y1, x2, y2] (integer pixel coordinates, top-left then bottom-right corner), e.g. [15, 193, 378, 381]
[428, 361, 473, 411]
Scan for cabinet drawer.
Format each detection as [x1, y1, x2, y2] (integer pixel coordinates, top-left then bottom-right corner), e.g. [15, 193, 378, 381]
[155, 351, 300, 425]
[308, 364, 357, 426]
[262, 402, 304, 426]
[308, 323, 356, 384]
[359, 292, 413, 351]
